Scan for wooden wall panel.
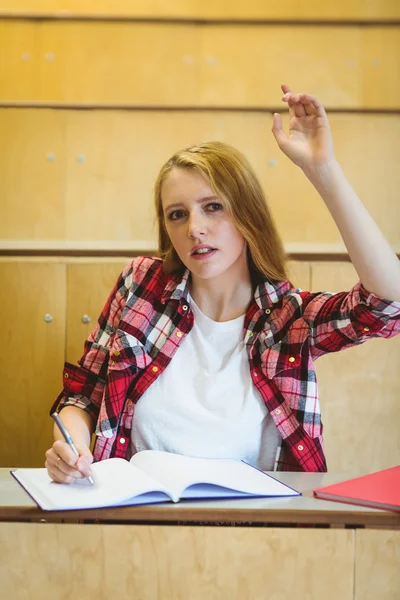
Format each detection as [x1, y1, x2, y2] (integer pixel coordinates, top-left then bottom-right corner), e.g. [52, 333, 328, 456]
[287, 261, 311, 291]
[0, 20, 38, 98]
[355, 530, 400, 600]
[1, 0, 399, 20]
[1, 21, 399, 108]
[200, 26, 400, 109]
[310, 262, 400, 473]
[0, 262, 66, 468]
[66, 261, 130, 364]
[1, 109, 399, 249]
[0, 524, 355, 600]
[0, 21, 201, 105]
[0, 109, 66, 240]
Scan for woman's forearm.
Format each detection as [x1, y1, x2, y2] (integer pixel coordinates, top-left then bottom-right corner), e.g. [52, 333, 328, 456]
[53, 406, 94, 449]
[305, 159, 400, 302]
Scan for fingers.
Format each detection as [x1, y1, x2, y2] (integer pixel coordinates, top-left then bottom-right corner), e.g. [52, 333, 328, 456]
[45, 440, 93, 484]
[281, 89, 327, 119]
[281, 83, 292, 94]
[295, 93, 327, 118]
[76, 453, 94, 478]
[45, 446, 79, 484]
[45, 454, 75, 484]
[271, 112, 289, 150]
[283, 92, 308, 117]
[282, 89, 306, 119]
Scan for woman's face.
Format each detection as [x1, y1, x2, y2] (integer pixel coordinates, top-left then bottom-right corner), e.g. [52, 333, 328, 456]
[161, 167, 248, 281]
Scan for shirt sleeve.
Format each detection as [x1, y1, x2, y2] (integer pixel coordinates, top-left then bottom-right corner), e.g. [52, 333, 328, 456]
[298, 281, 400, 359]
[50, 259, 135, 420]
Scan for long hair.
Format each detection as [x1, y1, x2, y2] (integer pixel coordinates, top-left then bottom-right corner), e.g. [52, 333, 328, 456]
[154, 141, 288, 282]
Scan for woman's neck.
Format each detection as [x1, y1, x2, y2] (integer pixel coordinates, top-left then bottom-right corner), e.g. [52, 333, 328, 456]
[189, 270, 253, 323]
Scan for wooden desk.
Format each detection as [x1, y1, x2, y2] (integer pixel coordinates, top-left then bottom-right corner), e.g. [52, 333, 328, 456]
[1, 470, 399, 600]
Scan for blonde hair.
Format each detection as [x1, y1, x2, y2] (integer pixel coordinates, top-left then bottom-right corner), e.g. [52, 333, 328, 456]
[154, 141, 288, 282]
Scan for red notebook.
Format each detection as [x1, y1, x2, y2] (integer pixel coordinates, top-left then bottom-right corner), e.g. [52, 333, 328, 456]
[313, 465, 400, 512]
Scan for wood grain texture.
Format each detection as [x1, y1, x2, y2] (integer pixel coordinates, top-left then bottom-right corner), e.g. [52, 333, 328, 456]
[2, 466, 400, 527]
[287, 260, 311, 291]
[0, 262, 66, 467]
[0, 0, 399, 20]
[66, 261, 130, 364]
[0, 109, 66, 239]
[310, 262, 400, 472]
[355, 530, 400, 600]
[1, 21, 399, 108]
[1, 110, 399, 248]
[0, 523, 355, 600]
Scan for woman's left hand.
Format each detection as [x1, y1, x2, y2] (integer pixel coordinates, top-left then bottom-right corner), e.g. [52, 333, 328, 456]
[271, 83, 335, 173]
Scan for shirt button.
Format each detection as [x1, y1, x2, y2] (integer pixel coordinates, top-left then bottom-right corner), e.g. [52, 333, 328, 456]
[113, 350, 120, 356]
[288, 356, 296, 363]
[298, 445, 304, 451]
[120, 438, 126, 444]
[363, 327, 370, 332]
[64, 373, 69, 378]
[176, 331, 182, 337]
[127, 400, 133, 408]
[152, 366, 159, 373]
[265, 309, 271, 315]
[275, 409, 281, 415]
[182, 305, 188, 311]
[110, 360, 115, 365]
[248, 332, 253, 338]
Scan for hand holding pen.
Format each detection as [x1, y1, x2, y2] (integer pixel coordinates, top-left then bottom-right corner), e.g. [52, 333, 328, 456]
[45, 413, 94, 485]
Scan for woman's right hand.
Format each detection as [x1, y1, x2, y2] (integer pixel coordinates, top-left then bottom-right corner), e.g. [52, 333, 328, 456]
[45, 440, 94, 484]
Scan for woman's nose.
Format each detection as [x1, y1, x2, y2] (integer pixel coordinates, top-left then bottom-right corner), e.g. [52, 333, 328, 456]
[187, 213, 207, 238]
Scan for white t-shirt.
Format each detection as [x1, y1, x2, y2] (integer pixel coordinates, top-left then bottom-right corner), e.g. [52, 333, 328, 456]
[130, 294, 280, 470]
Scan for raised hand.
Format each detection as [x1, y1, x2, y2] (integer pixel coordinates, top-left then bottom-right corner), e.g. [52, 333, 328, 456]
[271, 83, 335, 174]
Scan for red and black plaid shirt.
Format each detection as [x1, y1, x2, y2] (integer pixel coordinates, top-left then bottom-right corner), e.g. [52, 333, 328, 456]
[52, 256, 400, 471]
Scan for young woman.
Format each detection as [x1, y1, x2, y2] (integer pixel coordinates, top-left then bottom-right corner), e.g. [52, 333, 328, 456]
[45, 84, 400, 483]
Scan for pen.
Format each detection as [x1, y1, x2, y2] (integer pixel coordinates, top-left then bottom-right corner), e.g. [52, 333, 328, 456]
[51, 412, 95, 485]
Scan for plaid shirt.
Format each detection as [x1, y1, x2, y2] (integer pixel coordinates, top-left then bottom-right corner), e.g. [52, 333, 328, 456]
[52, 256, 400, 471]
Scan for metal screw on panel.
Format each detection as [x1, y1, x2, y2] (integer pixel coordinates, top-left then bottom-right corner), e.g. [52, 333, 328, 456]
[45, 52, 55, 62]
[268, 158, 277, 167]
[206, 56, 217, 66]
[21, 53, 31, 61]
[76, 155, 86, 163]
[348, 60, 357, 68]
[47, 153, 56, 161]
[371, 59, 380, 68]
[81, 315, 91, 324]
[44, 314, 53, 323]
[182, 55, 193, 64]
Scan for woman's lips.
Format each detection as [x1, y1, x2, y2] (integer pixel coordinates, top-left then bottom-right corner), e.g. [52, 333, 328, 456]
[190, 249, 218, 261]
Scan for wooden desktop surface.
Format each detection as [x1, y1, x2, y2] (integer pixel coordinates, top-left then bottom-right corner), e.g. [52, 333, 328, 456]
[1, 468, 399, 527]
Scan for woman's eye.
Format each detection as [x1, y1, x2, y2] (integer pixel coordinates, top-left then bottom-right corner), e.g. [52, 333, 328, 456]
[207, 202, 222, 211]
[169, 210, 185, 220]
[168, 203, 222, 220]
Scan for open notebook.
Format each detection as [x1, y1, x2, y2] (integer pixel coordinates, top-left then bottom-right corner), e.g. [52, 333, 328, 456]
[12, 450, 300, 511]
